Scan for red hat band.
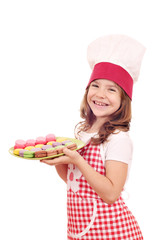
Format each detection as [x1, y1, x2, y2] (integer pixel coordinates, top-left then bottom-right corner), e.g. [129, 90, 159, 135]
[87, 62, 133, 100]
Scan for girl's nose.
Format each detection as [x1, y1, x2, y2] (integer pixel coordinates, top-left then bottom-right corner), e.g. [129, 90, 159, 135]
[96, 88, 106, 98]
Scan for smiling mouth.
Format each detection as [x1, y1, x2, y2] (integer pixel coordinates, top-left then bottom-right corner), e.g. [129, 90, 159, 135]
[93, 101, 109, 106]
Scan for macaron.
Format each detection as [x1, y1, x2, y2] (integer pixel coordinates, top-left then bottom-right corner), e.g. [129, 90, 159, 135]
[26, 139, 36, 147]
[65, 142, 77, 150]
[31, 148, 41, 152]
[41, 145, 53, 150]
[19, 149, 27, 157]
[56, 137, 68, 143]
[46, 147, 55, 151]
[25, 146, 35, 151]
[23, 150, 35, 158]
[35, 144, 44, 148]
[61, 140, 71, 145]
[14, 139, 26, 149]
[52, 142, 62, 147]
[54, 145, 65, 154]
[47, 141, 55, 146]
[47, 149, 58, 157]
[46, 134, 56, 143]
[36, 137, 47, 145]
[35, 150, 47, 158]
[13, 149, 22, 156]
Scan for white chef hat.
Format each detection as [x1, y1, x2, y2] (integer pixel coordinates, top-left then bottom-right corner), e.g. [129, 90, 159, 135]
[87, 34, 146, 99]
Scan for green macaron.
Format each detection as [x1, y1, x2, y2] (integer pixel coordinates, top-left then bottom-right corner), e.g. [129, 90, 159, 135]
[23, 150, 35, 158]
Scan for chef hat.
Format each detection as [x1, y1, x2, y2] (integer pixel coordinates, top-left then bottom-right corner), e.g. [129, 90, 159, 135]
[87, 34, 146, 99]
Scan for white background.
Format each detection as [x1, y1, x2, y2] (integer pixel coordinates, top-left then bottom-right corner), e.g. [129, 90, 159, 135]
[0, 0, 160, 239]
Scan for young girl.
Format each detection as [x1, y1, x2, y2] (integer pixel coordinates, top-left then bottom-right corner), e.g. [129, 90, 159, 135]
[41, 34, 146, 239]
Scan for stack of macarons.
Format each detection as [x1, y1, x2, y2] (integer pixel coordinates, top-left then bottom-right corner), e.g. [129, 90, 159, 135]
[13, 134, 77, 158]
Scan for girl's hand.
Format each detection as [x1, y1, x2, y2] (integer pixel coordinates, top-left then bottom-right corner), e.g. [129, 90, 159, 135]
[40, 147, 82, 166]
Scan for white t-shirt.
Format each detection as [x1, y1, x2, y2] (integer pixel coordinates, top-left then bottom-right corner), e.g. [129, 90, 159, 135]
[76, 130, 133, 180]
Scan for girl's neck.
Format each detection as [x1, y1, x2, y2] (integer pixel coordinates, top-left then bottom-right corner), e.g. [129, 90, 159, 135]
[86, 118, 108, 133]
[86, 127, 97, 133]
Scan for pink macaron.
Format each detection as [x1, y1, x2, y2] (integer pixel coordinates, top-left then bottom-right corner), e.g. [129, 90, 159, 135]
[46, 134, 56, 143]
[26, 139, 36, 147]
[35, 136, 47, 145]
[14, 139, 26, 149]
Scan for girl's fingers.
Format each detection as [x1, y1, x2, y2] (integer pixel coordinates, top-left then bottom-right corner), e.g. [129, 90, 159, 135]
[63, 147, 79, 158]
[40, 155, 69, 165]
[40, 148, 80, 165]
[62, 147, 74, 156]
[40, 159, 56, 165]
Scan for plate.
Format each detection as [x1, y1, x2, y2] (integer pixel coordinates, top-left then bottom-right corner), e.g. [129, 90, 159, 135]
[9, 137, 85, 160]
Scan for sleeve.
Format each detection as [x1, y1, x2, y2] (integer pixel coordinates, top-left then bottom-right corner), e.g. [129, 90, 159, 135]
[74, 124, 81, 140]
[104, 132, 133, 165]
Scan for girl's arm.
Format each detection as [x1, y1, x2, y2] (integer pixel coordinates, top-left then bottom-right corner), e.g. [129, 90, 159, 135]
[55, 164, 68, 183]
[41, 148, 127, 204]
[75, 157, 128, 204]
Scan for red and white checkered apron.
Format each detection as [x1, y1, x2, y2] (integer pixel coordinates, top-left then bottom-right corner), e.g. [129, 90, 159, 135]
[67, 143, 143, 240]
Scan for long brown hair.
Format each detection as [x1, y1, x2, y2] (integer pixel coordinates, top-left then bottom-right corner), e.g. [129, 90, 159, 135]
[76, 84, 132, 145]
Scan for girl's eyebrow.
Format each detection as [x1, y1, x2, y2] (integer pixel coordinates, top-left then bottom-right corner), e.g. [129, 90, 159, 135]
[106, 84, 118, 88]
[92, 80, 99, 84]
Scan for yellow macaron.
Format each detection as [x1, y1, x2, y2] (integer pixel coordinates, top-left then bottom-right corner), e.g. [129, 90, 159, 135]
[56, 137, 68, 143]
[13, 149, 22, 156]
[25, 146, 35, 151]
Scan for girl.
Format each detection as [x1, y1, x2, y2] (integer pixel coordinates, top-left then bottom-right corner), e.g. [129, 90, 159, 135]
[41, 34, 145, 239]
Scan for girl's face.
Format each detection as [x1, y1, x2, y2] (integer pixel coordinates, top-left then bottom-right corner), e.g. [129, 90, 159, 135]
[87, 79, 121, 122]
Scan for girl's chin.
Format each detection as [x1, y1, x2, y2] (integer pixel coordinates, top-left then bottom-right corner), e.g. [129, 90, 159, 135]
[92, 110, 110, 119]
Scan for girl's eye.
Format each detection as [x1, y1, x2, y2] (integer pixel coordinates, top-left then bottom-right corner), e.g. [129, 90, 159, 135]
[109, 88, 116, 92]
[91, 84, 99, 88]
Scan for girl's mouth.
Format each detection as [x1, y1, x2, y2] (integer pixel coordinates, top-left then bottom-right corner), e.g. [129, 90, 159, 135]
[93, 101, 109, 107]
